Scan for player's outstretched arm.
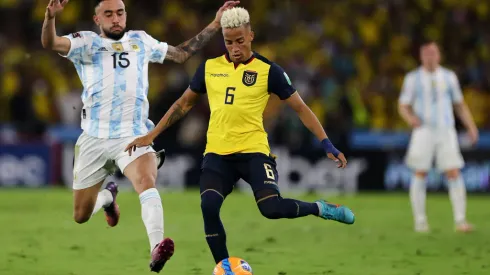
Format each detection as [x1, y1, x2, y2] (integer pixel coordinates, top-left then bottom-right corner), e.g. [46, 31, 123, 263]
[164, 1, 240, 64]
[41, 0, 71, 55]
[124, 88, 201, 155]
[285, 92, 347, 168]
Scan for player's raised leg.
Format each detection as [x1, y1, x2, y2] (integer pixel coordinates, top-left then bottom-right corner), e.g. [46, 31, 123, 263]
[254, 188, 354, 224]
[245, 154, 355, 224]
[121, 149, 173, 273]
[72, 133, 118, 225]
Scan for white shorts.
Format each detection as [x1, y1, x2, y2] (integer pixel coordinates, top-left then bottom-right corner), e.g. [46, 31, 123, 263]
[405, 126, 464, 172]
[73, 131, 155, 190]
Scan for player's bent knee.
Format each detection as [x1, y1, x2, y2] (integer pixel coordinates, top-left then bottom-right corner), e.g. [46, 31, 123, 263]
[73, 209, 91, 224]
[259, 206, 281, 219]
[200, 190, 224, 217]
[72, 185, 102, 224]
[257, 196, 281, 220]
[73, 200, 92, 224]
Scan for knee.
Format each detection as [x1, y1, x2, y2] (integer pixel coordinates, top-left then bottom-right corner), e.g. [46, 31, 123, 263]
[73, 209, 91, 224]
[135, 174, 157, 192]
[258, 198, 281, 220]
[445, 169, 460, 180]
[141, 174, 156, 186]
[415, 171, 428, 178]
[200, 190, 223, 217]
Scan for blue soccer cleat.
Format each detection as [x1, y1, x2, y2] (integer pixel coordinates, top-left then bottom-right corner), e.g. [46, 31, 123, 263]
[315, 200, 355, 225]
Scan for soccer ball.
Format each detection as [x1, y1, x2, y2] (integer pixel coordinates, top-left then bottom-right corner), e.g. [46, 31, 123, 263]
[213, 257, 253, 275]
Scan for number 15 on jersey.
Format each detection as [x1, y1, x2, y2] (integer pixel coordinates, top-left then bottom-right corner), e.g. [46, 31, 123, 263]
[111, 52, 131, 69]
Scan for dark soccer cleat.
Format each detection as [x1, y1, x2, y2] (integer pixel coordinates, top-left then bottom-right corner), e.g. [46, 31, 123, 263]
[150, 238, 175, 273]
[103, 182, 120, 227]
[156, 149, 166, 170]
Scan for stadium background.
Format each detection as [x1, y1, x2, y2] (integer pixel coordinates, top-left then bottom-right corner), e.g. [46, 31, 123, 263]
[1, 1, 490, 274]
[1, 0, 489, 193]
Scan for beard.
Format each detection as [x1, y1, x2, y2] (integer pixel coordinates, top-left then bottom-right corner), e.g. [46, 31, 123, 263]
[102, 27, 127, 40]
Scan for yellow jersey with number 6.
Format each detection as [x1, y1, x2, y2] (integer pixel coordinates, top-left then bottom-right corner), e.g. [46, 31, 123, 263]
[189, 52, 296, 155]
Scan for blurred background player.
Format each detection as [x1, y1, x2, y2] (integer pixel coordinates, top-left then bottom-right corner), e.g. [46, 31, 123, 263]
[41, 0, 239, 272]
[125, 7, 355, 265]
[398, 41, 479, 233]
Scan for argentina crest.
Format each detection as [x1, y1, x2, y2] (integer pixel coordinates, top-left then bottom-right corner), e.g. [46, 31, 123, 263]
[242, 70, 258, 86]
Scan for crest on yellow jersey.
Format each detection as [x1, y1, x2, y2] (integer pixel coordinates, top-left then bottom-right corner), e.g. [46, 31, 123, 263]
[111, 42, 124, 52]
[242, 70, 257, 86]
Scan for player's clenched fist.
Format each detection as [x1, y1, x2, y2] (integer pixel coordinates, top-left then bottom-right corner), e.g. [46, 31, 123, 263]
[46, 0, 68, 19]
[125, 134, 155, 156]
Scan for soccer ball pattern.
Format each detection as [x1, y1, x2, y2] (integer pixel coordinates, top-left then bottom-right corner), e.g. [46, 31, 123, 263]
[213, 257, 253, 275]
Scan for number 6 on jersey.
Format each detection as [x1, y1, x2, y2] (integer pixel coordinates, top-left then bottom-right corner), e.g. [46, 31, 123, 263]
[225, 87, 235, 105]
[264, 163, 275, 180]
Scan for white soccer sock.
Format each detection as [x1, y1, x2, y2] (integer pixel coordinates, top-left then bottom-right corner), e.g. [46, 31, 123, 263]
[448, 176, 467, 225]
[91, 189, 113, 216]
[140, 188, 164, 252]
[410, 175, 427, 225]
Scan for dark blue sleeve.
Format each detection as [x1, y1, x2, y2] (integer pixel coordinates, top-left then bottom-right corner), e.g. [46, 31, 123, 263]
[268, 63, 296, 100]
[189, 61, 206, 94]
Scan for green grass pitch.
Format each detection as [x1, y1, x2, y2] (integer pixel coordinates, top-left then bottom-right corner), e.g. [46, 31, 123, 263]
[0, 189, 489, 275]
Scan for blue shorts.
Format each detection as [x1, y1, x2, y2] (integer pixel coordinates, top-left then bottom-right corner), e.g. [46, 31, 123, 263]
[200, 153, 279, 196]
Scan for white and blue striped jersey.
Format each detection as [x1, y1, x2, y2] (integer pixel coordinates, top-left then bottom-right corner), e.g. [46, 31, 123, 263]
[61, 30, 168, 139]
[399, 66, 463, 128]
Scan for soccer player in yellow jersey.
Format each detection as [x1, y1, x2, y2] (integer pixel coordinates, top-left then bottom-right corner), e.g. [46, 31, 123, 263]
[126, 7, 355, 264]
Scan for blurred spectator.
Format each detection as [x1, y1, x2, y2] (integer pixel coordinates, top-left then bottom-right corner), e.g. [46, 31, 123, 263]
[1, 0, 489, 150]
[9, 66, 49, 141]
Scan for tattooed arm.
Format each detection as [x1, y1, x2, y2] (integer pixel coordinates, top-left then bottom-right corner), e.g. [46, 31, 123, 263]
[152, 88, 201, 135]
[165, 22, 220, 64]
[164, 1, 240, 63]
[125, 88, 201, 153]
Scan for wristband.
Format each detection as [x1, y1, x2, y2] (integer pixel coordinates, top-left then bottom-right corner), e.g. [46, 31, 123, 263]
[321, 138, 340, 157]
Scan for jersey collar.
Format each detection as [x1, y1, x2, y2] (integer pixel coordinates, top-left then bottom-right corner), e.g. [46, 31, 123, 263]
[420, 65, 441, 76]
[225, 51, 256, 65]
[100, 32, 128, 42]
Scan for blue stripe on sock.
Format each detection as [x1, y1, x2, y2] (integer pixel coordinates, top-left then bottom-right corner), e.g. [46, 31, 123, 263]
[139, 191, 161, 204]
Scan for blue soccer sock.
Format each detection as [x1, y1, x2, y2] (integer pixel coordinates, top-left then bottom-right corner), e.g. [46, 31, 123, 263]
[201, 190, 229, 264]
